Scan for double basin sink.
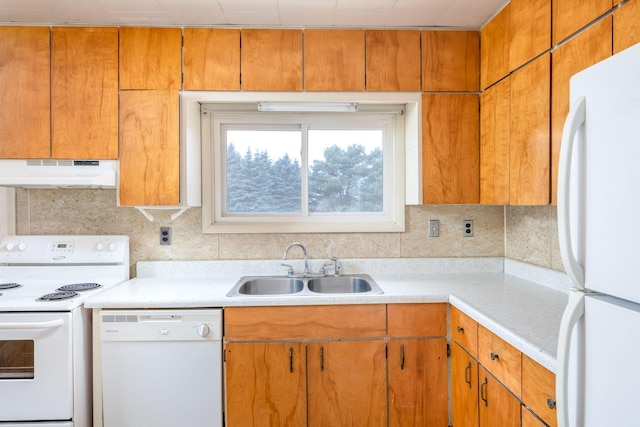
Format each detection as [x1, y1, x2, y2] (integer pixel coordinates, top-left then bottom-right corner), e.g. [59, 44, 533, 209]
[227, 274, 383, 297]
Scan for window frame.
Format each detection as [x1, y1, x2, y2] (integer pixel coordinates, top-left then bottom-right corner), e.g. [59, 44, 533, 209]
[201, 103, 406, 233]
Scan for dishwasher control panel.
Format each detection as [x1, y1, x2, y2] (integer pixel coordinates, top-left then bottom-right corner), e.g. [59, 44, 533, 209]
[100, 309, 222, 341]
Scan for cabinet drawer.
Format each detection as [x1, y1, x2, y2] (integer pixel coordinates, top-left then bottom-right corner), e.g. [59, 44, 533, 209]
[478, 325, 522, 397]
[224, 305, 386, 340]
[388, 303, 446, 337]
[450, 305, 478, 357]
[522, 355, 557, 427]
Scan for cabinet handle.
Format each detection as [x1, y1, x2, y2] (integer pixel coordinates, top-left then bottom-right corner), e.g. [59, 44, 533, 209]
[464, 363, 472, 388]
[490, 352, 499, 361]
[320, 346, 324, 372]
[547, 398, 556, 410]
[457, 326, 464, 333]
[480, 377, 488, 407]
[289, 347, 294, 373]
[400, 344, 405, 370]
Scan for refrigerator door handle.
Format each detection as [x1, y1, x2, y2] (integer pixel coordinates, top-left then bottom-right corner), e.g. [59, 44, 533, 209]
[556, 291, 585, 427]
[558, 96, 586, 288]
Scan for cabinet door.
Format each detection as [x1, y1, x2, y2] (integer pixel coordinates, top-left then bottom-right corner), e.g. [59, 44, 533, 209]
[388, 338, 448, 427]
[422, 30, 479, 92]
[509, 0, 551, 71]
[0, 26, 50, 159]
[307, 340, 386, 427]
[451, 342, 479, 427]
[550, 18, 611, 205]
[119, 90, 180, 206]
[478, 366, 521, 427]
[51, 27, 119, 159]
[480, 76, 510, 205]
[225, 342, 306, 427]
[422, 93, 479, 204]
[614, 0, 640, 54]
[480, 4, 510, 90]
[522, 355, 557, 427]
[304, 30, 365, 91]
[365, 30, 421, 92]
[552, 0, 612, 45]
[119, 27, 182, 90]
[509, 53, 550, 206]
[522, 408, 548, 427]
[183, 28, 240, 91]
[241, 29, 302, 91]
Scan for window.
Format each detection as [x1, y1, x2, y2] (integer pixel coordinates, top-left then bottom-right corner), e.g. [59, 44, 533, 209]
[201, 103, 406, 233]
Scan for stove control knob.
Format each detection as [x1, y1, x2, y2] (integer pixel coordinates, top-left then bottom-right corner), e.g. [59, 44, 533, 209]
[196, 323, 210, 337]
[17, 242, 26, 251]
[108, 242, 118, 252]
[5, 242, 15, 251]
[95, 243, 105, 252]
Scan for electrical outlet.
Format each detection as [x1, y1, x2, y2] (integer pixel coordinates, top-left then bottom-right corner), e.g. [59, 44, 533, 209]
[462, 220, 474, 237]
[428, 219, 439, 237]
[160, 227, 172, 245]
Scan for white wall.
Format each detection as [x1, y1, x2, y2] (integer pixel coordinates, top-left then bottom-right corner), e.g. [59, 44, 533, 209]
[0, 187, 16, 236]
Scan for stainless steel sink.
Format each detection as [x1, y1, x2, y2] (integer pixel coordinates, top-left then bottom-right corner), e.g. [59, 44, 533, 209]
[227, 274, 382, 297]
[235, 277, 304, 296]
[307, 276, 373, 293]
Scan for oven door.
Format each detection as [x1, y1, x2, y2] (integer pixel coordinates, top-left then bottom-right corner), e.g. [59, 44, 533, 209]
[0, 312, 72, 422]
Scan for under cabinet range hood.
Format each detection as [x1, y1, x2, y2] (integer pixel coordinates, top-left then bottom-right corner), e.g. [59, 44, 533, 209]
[0, 159, 117, 188]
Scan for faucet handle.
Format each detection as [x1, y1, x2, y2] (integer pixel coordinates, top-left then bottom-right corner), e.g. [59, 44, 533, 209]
[280, 263, 294, 276]
[331, 257, 342, 276]
[319, 261, 334, 276]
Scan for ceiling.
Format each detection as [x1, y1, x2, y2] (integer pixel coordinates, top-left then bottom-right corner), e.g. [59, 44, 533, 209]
[0, 0, 507, 29]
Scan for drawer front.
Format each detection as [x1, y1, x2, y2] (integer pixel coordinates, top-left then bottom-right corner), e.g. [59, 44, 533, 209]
[388, 303, 447, 337]
[450, 305, 478, 357]
[522, 355, 557, 427]
[477, 325, 522, 397]
[224, 304, 387, 340]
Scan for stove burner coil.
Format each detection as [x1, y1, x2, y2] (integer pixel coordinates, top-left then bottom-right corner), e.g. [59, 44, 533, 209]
[0, 283, 22, 290]
[57, 282, 102, 292]
[38, 291, 79, 301]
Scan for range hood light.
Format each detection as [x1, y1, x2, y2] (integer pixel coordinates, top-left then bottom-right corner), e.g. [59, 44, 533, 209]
[257, 101, 358, 112]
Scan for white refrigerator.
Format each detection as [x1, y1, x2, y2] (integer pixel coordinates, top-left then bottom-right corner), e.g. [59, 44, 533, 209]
[557, 41, 640, 427]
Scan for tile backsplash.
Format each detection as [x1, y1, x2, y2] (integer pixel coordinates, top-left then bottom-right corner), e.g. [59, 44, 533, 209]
[14, 189, 563, 275]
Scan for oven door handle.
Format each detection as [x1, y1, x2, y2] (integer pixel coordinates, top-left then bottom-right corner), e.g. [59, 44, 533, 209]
[0, 319, 64, 330]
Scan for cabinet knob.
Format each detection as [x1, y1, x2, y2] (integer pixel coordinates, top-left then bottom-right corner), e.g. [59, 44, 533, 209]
[457, 326, 464, 333]
[490, 352, 499, 361]
[547, 398, 556, 410]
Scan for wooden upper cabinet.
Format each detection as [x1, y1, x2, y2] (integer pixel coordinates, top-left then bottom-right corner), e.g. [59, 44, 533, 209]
[241, 29, 302, 91]
[0, 27, 50, 159]
[422, 93, 479, 204]
[553, 0, 612, 45]
[422, 30, 479, 92]
[509, 0, 551, 71]
[304, 29, 365, 91]
[365, 30, 421, 91]
[551, 18, 612, 205]
[480, 3, 510, 90]
[614, 0, 640, 54]
[183, 28, 240, 90]
[51, 27, 119, 159]
[119, 27, 182, 90]
[480, 76, 510, 205]
[119, 90, 180, 206]
[509, 53, 550, 206]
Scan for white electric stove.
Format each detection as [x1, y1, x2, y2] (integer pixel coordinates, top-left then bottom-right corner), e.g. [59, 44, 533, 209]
[0, 235, 129, 426]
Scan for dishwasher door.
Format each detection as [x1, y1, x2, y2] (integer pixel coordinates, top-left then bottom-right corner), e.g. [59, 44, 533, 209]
[100, 309, 222, 427]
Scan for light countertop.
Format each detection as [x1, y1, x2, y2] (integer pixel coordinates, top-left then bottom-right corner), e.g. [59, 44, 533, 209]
[85, 257, 569, 373]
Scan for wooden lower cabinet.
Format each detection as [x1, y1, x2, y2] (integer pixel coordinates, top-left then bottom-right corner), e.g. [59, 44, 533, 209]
[225, 342, 306, 426]
[451, 341, 479, 427]
[478, 366, 521, 427]
[522, 408, 548, 427]
[388, 338, 448, 427]
[307, 340, 387, 427]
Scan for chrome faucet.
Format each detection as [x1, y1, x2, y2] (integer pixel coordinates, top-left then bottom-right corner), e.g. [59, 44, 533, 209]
[282, 242, 310, 276]
[320, 257, 342, 276]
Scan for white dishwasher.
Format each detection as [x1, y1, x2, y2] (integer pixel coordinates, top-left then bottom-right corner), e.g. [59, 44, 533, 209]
[100, 309, 223, 427]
